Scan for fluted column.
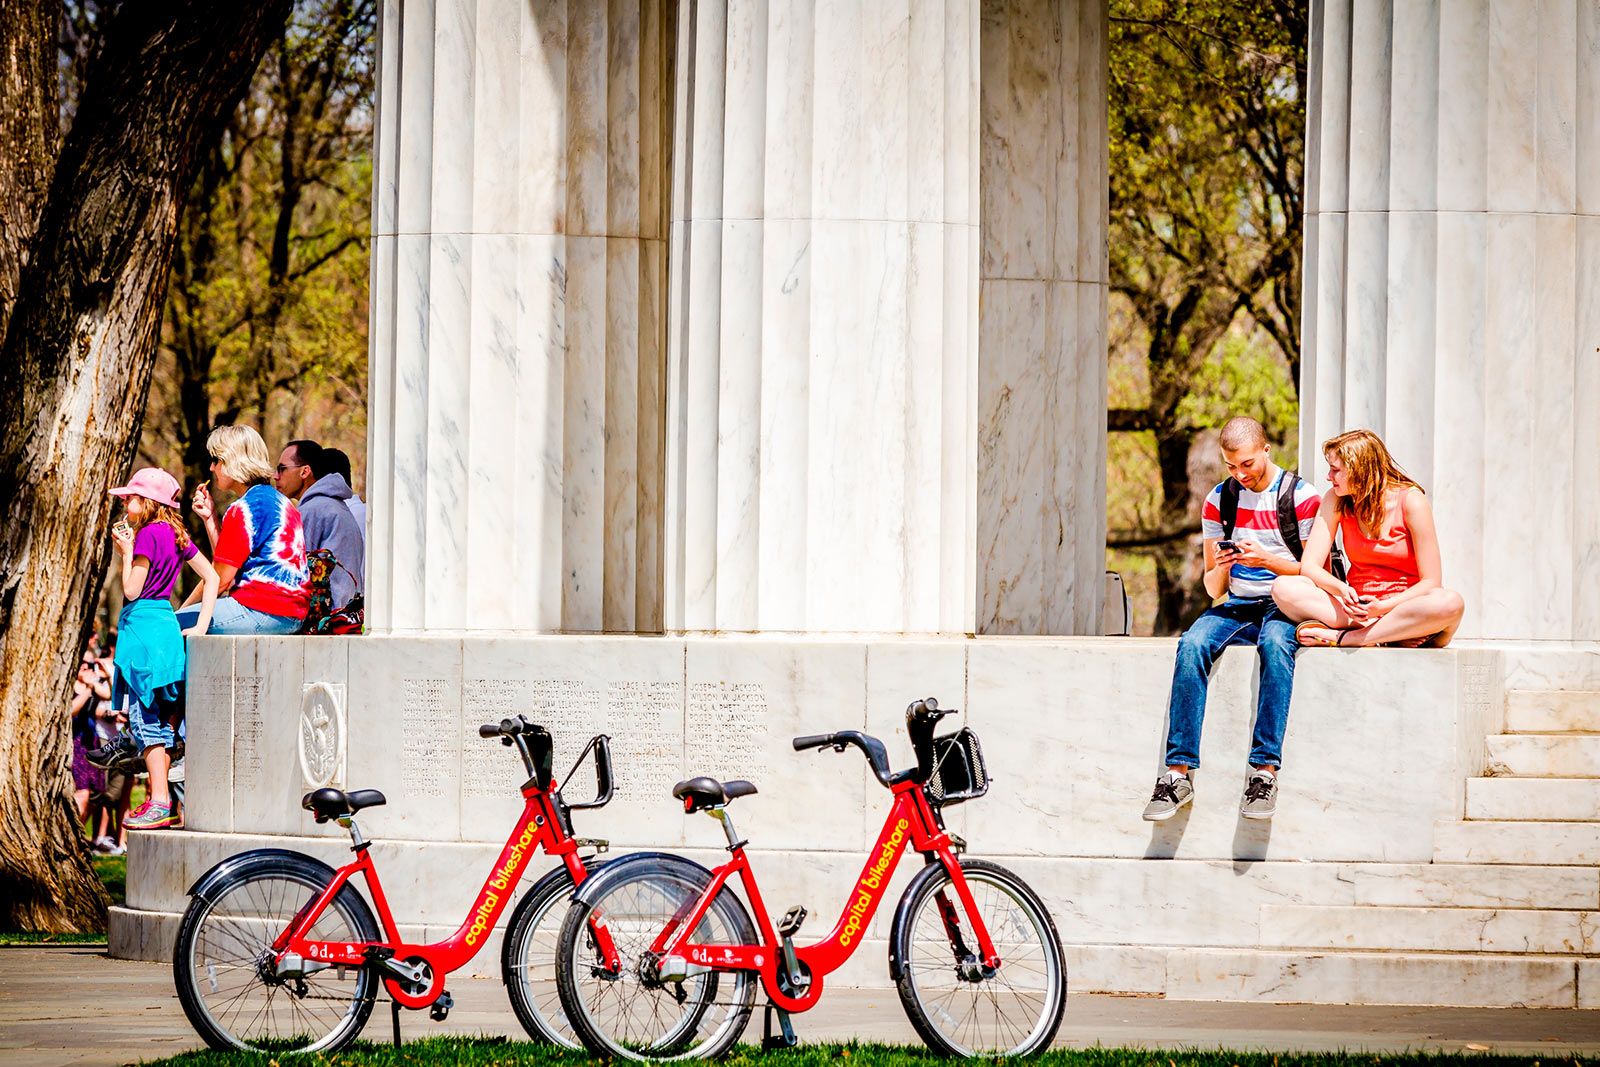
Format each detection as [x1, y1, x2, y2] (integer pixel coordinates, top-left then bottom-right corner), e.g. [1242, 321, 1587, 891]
[977, 0, 1107, 635]
[1302, 0, 1600, 640]
[664, 0, 1107, 635]
[367, 0, 673, 632]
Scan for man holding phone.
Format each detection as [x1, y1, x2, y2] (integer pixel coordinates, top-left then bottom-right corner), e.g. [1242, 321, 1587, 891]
[1143, 416, 1321, 822]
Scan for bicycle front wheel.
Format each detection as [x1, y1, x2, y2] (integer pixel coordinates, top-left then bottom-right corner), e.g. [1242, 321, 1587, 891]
[556, 855, 757, 1060]
[503, 863, 593, 1047]
[174, 852, 380, 1053]
[891, 858, 1066, 1057]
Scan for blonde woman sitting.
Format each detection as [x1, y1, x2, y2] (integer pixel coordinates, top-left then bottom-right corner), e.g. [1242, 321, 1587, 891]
[1272, 429, 1464, 648]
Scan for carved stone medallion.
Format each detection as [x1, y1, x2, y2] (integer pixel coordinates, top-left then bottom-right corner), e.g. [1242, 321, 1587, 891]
[299, 682, 347, 790]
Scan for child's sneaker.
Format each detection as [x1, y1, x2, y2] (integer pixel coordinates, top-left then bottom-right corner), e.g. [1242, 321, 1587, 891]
[125, 800, 178, 830]
[87, 732, 139, 770]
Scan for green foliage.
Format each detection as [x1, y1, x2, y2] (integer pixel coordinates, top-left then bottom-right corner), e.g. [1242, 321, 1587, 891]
[134, 1037, 1596, 1067]
[1175, 326, 1298, 452]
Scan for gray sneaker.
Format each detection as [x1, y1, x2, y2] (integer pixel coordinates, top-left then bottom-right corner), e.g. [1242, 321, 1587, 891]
[1241, 770, 1278, 820]
[1142, 772, 1193, 821]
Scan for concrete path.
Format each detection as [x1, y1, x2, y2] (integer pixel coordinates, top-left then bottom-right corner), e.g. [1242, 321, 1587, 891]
[3, 945, 1597, 1067]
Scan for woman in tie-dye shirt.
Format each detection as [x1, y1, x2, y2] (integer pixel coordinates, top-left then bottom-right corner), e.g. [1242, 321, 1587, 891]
[176, 425, 310, 634]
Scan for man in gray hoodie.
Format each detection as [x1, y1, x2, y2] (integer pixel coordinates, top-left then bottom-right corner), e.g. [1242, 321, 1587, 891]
[276, 439, 365, 610]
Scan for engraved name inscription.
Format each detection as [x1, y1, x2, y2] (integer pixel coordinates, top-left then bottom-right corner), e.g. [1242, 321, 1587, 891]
[402, 678, 454, 799]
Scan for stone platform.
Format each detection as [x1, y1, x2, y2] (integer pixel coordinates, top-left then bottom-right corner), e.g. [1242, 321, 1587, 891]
[109, 635, 1600, 1008]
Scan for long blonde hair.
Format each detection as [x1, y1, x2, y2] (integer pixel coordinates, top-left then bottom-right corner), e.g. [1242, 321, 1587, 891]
[138, 502, 193, 553]
[206, 424, 275, 486]
[1323, 429, 1420, 536]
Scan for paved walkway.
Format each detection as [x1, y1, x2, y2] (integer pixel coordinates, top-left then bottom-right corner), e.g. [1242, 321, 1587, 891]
[3, 945, 1598, 1066]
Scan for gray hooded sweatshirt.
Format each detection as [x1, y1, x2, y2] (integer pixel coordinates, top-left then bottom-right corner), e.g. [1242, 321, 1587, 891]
[299, 473, 365, 609]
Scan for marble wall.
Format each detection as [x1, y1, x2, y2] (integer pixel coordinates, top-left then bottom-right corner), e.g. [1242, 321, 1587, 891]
[367, 0, 673, 633]
[977, 0, 1108, 635]
[1301, 0, 1600, 640]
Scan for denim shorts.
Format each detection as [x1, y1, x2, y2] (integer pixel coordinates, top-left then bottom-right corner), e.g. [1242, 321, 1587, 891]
[176, 596, 303, 635]
[114, 672, 183, 753]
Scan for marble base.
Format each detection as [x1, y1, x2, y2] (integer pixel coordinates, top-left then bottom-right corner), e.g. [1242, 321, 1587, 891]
[106, 634, 1598, 1008]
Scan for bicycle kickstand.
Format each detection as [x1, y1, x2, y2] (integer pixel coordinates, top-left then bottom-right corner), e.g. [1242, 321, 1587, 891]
[390, 998, 402, 1048]
[762, 1001, 797, 1050]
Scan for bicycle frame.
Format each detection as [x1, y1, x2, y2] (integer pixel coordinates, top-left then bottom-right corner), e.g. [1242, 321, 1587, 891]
[273, 778, 600, 1009]
[643, 779, 1000, 1013]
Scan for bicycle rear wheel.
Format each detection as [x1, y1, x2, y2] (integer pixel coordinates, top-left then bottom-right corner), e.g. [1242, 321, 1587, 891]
[891, 858, 1066, 1057]
[556, 856, 757, 1060]
[174, 852, 380, 1053]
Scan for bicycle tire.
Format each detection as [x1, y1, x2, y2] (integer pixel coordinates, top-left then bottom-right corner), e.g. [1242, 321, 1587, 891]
[555, 854, 757, 1061]
[890, 858, 1066, 1057]
[502, 861, 601, 1047]
[174, 850, 380, 1053]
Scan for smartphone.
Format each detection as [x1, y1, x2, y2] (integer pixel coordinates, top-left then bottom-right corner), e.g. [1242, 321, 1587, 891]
[1215, 539, 1239, 554]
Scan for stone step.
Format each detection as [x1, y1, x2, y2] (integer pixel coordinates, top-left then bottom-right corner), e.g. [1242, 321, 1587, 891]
[1486, 734, 1600, 777]
[1434, 820, 1600, 865]
[1505, 689, 1600, 733]
[1261, 904, 1598, 955]
[1466, 777, 1600, 821]
[1164, 946, 1589, 1009]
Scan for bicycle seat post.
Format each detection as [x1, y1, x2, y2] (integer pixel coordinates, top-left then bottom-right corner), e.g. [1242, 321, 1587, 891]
[337, 814, 367, 851]
[707, 807, 745, 850]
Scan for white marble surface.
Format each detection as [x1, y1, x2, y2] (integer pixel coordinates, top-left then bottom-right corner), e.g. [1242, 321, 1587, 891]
[367, 0, 671, 633]
[1302, 0, 1600, 641]
[1434, 818, 1600, 865]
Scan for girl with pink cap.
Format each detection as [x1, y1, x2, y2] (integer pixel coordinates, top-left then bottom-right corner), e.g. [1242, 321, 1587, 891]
[107, 467, 220, 831]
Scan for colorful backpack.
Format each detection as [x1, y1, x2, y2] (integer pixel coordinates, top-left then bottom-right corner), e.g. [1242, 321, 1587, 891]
[303, 549, 365, 635]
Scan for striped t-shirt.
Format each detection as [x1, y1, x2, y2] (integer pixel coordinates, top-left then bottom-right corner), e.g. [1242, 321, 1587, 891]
[1200, 466, 1321, 599]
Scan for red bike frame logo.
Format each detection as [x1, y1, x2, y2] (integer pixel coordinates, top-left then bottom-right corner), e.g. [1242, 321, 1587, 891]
[466, 816, 542, 948]
[839, 817, 907, 946]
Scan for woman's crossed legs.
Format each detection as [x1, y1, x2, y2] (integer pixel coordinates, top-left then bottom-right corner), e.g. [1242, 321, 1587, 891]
[1272, 576, 1465, 648]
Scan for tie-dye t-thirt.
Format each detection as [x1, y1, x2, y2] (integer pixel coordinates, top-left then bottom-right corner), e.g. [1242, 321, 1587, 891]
[213, 484, 310, 619]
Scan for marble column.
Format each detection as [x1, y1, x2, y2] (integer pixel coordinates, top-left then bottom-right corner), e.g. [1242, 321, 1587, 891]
[977, 0, 1108, 635]
[367, 0, 673, 632]
[663, 0, 1107, 635]
[1301, 0, 1600, 640]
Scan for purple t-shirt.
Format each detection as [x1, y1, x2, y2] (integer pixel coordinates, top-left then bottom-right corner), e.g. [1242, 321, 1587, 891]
[132, 521, 197, 601]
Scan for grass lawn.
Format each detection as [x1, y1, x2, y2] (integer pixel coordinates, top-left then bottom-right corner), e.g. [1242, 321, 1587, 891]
[0, 852, 124, 944]
[135, 1039, 1596, 1067]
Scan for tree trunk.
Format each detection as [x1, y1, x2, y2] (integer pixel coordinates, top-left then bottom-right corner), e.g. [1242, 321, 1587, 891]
[0, 0, 291, 932]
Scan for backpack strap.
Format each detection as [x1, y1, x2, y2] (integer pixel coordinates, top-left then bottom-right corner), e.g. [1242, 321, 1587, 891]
[1276, 470, 1304, 560]
[1219, 479, 1242, 540]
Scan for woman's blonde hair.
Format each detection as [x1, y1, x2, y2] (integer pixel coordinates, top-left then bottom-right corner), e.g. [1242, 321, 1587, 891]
[206, 424, 275, 486]
[1323, 429, 1420, 537]
[133, 502, 193, 553]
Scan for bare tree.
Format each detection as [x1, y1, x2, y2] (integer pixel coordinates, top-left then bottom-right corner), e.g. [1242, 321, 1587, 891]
[0, 0, 292, 931]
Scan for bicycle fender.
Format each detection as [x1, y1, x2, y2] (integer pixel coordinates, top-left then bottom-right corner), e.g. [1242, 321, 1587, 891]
[566, 851, 716, 907]
[186, 848, 342, 904]
[885, 858, 957, 982]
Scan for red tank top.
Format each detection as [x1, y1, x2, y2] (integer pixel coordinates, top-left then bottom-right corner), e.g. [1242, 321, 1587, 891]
[1340, 491, 1421, 596]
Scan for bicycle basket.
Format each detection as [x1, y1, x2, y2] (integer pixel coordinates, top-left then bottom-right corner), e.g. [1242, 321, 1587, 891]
[924, 727, 989, 805]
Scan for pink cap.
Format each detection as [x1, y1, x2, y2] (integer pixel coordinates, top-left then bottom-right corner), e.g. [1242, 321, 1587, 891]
[109, 467, 181, 509]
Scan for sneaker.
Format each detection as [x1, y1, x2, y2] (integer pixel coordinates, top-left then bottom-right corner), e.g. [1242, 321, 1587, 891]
[1241, 769, 1278, 820]
[90, 835, 117, 854]
[1142, 771, 1194, 821]
[102, 842, 127, 856]
[125, 800, 178, 830]
[86, 732, 139, 770]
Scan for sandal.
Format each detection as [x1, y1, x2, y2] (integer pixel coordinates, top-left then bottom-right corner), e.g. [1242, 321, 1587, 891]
[1295, 621, 1347, 648]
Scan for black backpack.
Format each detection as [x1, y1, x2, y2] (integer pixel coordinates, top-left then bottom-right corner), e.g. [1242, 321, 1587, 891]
[1220, 470, 1346, 581]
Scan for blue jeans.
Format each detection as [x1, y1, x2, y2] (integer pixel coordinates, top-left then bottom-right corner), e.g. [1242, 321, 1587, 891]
[1164, 596, 1298, 770]
[176, 597, 303, 635]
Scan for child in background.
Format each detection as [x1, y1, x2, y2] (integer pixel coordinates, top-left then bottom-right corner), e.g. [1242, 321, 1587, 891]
[107, 468, 219, 830]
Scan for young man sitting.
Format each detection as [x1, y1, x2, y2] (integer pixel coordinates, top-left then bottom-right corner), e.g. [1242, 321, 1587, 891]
[1143, 416, 1320, 822]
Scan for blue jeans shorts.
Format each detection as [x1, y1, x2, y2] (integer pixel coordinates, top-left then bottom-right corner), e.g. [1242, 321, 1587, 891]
[176, 596, 303, 635]
[114, 672, 184, 753]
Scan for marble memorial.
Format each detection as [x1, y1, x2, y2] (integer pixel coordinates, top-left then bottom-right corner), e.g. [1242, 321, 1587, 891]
[109, 0, 1600, 1012]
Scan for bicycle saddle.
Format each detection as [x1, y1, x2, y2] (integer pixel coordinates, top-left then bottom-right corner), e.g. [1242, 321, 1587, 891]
[672, 776, 757, 813]
[301, 787, 387, 823]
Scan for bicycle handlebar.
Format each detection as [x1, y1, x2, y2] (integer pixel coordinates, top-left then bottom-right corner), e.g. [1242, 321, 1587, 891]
[792, 698, 953, 788]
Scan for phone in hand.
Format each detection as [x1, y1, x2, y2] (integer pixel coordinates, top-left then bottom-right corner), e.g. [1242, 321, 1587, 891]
[1215, 539, 1239, 555]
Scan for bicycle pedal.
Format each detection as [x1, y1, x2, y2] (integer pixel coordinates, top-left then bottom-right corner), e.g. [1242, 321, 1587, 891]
[429, 990, 453, 1021]
[762, 1001, 797, 1049]
[574, 837, 610, 853]
[777, 904, 807, 937]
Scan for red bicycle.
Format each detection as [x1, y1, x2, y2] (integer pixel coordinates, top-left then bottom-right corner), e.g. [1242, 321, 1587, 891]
[554, 699, 1066, 1059]
[173, 716, 628, 1053]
